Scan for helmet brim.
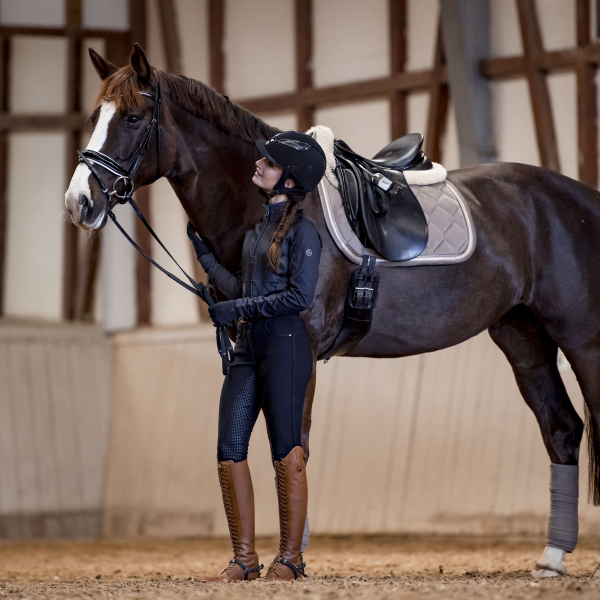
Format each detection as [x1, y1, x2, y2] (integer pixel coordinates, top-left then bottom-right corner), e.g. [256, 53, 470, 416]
[255, 139, 286, 171]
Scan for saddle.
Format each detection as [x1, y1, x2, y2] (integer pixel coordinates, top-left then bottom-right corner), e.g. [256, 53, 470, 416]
[334, 133, 430, 261]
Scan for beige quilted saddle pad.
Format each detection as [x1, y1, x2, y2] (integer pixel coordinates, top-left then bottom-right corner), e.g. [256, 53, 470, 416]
[317, 176, 477, 267]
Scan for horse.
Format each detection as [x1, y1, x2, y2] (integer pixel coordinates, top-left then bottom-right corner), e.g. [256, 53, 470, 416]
[65, 44, 600, 578]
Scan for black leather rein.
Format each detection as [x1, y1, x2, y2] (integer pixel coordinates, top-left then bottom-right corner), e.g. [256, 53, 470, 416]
[77, 83, 234, 374]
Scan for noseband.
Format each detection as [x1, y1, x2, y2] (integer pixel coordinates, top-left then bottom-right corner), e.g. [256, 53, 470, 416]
[77, 86, 162, 204]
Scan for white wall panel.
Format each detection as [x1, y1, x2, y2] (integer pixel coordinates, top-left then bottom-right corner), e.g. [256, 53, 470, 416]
[82, 38, 106, 111]
[406, 0, 438, 71]
[101, 204, 137, 332]
[150, 179, 199, 327]
[408, 92, 428, 138]
[491, 79, 540, 166]
[5, 133, 66, 321]
[257, 112, 297, 132]
[146, 0, 167, 71]
[315, 100, 390, 159]
[490, 0, 522, 57]
[176, 0, 209, 82]
[82, 0, 129, 31]
[10, 36, 67, 114]
[548, 72, 577, 180]
[313, 0, 388, 88]
[0, 0, 64, 27]
[535, 0, 575, 51]
[442, 102, 461, 172]
[225, 0, 294, 98]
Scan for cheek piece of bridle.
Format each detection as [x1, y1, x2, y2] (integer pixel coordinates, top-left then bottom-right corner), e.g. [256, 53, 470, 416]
[77, 83, 234, 374]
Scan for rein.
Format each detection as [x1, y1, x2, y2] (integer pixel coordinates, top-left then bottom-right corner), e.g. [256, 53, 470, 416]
[77, 82, 234, 374]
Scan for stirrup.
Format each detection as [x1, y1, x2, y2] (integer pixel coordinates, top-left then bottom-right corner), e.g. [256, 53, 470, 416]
[275, 557, 307, 579]
[229, 559, 264, 581]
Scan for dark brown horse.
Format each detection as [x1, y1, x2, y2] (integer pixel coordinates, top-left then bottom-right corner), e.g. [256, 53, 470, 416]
[66, 46, 600, 577]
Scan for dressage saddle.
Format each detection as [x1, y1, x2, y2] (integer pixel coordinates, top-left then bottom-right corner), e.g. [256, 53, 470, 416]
[334, 133, 430, 261]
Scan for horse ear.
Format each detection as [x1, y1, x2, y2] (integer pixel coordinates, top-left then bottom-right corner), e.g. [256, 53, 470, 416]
[89, 48, 118, 80]
[131, 43, 152, 84]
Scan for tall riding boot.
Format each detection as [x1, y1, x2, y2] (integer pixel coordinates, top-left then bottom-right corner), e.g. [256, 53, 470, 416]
[265, 446, 309, 580]
[204, 459, 263, 582]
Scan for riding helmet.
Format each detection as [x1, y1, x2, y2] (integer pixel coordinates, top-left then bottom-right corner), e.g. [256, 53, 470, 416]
[256, 131, 326, 197]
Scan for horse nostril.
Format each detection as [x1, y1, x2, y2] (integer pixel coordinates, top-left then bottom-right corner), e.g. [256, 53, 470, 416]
[78, 194, 90, 224]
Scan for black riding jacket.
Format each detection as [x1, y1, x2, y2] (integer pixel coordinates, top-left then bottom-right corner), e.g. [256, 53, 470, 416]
[199, 201, 322, 320]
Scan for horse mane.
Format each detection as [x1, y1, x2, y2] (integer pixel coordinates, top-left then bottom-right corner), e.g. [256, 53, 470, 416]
[93, 66, 279, 144]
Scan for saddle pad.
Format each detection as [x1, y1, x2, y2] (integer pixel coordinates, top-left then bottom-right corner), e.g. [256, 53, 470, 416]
[317, 177, 477, 267]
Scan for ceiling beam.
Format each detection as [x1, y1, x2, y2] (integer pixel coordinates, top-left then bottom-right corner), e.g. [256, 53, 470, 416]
[237, 68, 443, 114]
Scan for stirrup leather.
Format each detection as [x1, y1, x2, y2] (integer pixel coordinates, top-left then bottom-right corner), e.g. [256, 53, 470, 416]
[229, 559, 263, 580]
[275, 557, 307, 579]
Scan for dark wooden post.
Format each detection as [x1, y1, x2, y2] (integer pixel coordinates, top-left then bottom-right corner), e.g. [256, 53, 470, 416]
[389, 0, 407, 139]
[576, 0, 597, 187]
[209, 0, 225, 94]
[63, 0, 83, 320]
[0, 34, 9, 316]
[516, 0, 560, 172]
[296, 0, 313, 132]
[425, 22, 449, 163]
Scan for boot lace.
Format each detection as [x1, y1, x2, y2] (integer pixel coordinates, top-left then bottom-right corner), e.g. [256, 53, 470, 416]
[218, 464, 242, 559]
[275, 461, 289, 557]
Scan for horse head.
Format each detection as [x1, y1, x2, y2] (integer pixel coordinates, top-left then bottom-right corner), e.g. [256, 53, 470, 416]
[65, 44, 177, 230]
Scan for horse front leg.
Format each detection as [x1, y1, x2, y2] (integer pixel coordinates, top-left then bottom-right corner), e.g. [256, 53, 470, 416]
[488, 306, 584, 578]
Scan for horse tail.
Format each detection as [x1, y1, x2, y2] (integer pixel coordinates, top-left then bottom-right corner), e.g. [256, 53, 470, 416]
[585, 404, 600, 504]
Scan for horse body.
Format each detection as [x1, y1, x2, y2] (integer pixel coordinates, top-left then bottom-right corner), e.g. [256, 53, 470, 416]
[65, 46, 600, 578]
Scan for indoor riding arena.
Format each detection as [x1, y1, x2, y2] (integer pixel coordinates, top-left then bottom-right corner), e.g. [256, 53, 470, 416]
[3, 0, 600, 599]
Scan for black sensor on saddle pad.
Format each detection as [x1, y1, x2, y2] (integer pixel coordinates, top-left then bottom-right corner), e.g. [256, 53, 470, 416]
[334, 135, 429, 262]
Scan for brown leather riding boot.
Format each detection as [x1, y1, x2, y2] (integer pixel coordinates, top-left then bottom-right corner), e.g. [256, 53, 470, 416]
[265, 446, 309, 581]
[204, 460, 263, 582]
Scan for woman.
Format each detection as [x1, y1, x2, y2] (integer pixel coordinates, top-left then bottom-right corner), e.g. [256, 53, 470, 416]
[187, 131, 326, 582]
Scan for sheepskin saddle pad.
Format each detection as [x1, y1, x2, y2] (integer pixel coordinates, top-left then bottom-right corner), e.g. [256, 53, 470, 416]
[307, 125, 477, 267]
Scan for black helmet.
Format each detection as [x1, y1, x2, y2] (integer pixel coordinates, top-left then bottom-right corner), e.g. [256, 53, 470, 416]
[256, 131, 326, 198]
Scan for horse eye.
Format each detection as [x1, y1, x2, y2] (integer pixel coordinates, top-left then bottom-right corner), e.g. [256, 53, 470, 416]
[126, 115, 141, 124]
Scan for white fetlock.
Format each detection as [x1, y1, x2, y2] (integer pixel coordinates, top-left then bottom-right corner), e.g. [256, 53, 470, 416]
[531, 546, 567, 578]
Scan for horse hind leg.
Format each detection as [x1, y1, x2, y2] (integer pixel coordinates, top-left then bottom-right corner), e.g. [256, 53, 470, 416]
[488, 305, 584, 578]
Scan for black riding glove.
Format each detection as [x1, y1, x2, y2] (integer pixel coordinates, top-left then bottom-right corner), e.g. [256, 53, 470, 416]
[208, 300, 238, 327]
[187, 221, 211, 261]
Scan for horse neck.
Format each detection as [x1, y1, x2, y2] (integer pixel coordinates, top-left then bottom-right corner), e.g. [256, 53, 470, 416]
[165, 102, 271, 270]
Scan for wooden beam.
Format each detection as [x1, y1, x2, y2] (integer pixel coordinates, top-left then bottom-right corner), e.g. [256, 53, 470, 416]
[74, 233, 100, 320]
[128, 0, 152, 326]
[295, 0, 313, 132]
[0, 34, 9, 316]
[62, 0, 83, 321]
[516, 0, 560, 172]
[389, 0, 408, 139]
[577, 0, 597, 187]
[209, 0, 225, 93]
[481, 43, 600, 79]
[425, 22, 449, 163]
[0, 113, 88, 131]
[157, 0, 182, 75]
[237, 68, 443, 114]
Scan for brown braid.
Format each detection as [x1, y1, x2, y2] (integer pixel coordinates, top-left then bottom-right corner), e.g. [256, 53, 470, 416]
[267, 198, 301, 271]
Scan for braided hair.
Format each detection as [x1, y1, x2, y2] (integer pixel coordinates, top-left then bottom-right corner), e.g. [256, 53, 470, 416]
[266, 197, 302, 271]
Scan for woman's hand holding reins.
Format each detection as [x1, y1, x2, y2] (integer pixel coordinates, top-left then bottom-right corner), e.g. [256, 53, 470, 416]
[187, 221, 211, 261]
[209, 300, 238, 327]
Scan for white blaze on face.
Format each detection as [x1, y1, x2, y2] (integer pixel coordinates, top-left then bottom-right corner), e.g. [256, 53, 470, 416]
[65, 101, 117, 226]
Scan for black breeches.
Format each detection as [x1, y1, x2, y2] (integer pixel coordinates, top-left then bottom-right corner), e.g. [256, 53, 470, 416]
[217, 315, 313, 462]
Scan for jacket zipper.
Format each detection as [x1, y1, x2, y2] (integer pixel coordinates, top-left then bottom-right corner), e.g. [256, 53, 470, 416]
[251, 209, 270, 263]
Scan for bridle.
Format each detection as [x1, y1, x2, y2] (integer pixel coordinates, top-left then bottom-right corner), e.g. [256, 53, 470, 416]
[77, 81, 234, 374]
[77, 86, 162, 205]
